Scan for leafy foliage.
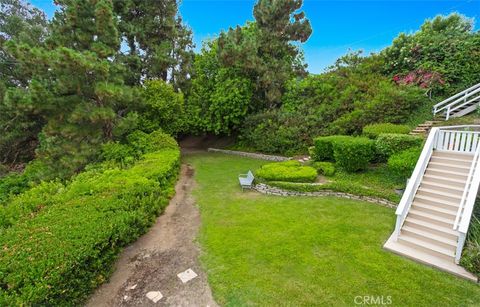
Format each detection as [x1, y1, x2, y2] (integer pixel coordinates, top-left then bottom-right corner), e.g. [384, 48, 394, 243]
[332, 137, 375, 172]
[139, 80, 185, 135]
[186, 42, 253, 134]
[382, 13, 480, 95]
[256, 160, 317, 183]
[375, 133, 423, 160]
[312, 135, 351, 161]
[0, 143, 180, 305]
[218, 0, 312, 108]
[112, 0, 194, 88]
[387, 147, 422, 178]
[311, 161, 335, 176]
[461, 214, 480, 277]
[362, 123, 411, 139]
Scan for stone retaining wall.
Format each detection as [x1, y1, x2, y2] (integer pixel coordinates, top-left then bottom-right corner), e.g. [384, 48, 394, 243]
[253, 183, 397, 209]
[207, 148, 290, 161]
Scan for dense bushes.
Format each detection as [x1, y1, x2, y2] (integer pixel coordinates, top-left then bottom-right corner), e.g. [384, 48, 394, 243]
[312, 135, 351, 161]
[461, 215, 480, 278]
[363, 123, 411, 138]
[139, 80, 185, 135]
[256, 160, 317, 183]
[375, 133, 423, 160]
[387, 147, 422, 178]
[0, 133, 180, 305]
[332, 137, 375, 172]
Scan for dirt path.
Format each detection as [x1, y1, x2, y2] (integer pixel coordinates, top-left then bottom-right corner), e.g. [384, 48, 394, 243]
[87, 164, 218, 307]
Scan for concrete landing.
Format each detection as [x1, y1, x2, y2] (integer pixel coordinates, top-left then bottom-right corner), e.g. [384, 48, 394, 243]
[384, 234, 478, 282]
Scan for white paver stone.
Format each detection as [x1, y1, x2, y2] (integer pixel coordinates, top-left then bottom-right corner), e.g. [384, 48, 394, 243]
[177, 268, 198, 284]
[146, 291, 163, 303]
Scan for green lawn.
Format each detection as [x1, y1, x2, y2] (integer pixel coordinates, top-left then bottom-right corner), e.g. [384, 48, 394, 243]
[186, 153, 480, 306]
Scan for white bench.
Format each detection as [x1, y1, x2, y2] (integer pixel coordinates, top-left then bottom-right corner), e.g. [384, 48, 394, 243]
[238, 170, 254, 190]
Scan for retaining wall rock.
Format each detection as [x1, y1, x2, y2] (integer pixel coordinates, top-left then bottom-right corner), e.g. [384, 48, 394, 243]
[207, 148, 290, 161]
[253, 183, 397, 209]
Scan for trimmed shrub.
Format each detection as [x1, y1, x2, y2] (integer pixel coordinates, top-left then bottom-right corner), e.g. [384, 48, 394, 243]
[256, 160, 317, 183]
[0, 140, 180, 305]
[376, 133, 423, 160]
[312, 135, 351, 161]
[332, 137, 375, 172]
[311, 162, 335, 176]
[363, 123, 411, 139]
[387, 147, 422, 178]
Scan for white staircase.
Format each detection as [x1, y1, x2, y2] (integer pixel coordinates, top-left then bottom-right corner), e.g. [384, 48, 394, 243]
[433, 82, 480, 120]
[384, 126, 480, 281]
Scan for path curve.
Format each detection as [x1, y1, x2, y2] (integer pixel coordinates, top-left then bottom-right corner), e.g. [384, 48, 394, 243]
[87, 164, 217, 307]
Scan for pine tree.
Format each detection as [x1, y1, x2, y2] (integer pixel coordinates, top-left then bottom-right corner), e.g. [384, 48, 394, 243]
[5, 0, 136, 178]
[113, 0, 194, 89]
[0, 0, 49, 164]
[218, 0, 312, 108]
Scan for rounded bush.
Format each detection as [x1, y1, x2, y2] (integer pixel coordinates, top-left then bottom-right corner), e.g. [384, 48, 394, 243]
[363, 123, 411, 139]
[311, 161, 335, 176]
[387, 147, 421, 178]
[312, 135, 351, 161]
[332, 137, 375, 172]
[256, 160, 317, 183]
[375, 133, 423, 161]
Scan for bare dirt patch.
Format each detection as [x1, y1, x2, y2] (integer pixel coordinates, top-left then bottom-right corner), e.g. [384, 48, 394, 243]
[87, 164, 217, 307]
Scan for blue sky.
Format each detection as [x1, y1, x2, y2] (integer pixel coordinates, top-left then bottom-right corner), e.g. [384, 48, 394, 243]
[31, 0, 480, 73]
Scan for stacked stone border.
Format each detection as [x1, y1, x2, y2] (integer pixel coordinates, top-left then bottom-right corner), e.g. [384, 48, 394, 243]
[253, 183, 397, 209]
[207, 148, 290, 161]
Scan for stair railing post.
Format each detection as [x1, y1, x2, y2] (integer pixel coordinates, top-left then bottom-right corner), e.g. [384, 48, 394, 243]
[455, 232, 466, 264]
[446, 105, 450, 121]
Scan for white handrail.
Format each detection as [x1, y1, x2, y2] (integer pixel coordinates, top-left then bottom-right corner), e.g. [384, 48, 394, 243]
[454, 145, 480, 229]
[434, 86, 480, 117]
[433, 82, 480, 112]
[454, 145, 480, 263]
[394, 127, 438, 239]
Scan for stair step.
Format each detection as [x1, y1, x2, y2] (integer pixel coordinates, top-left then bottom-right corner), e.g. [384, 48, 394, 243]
[428, 162, 470, 173]
[422, 174, 466, 187]
[414, 194, 460, 211]
[420, 180, 464, 194]
[412, 201, 458, 218]
[424, 168, 469, 181]
[430, 156, 473, 167]
[432, 151, 474, 161]
[398, 234, 455, 261]
[412, 129, 428, 133]
[402, 225, 457, 250]
[384, 235, 477, 282]
[408, 209, 455, 227]
[417, 186, 463, 198]
[416, 187, 462, 204]
[404, 217, 458, 240]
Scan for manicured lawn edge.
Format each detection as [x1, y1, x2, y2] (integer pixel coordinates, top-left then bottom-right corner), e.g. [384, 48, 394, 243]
[254, 182, 397, 208]
[265, 180, 400, 203]
[0, 148, 180, 305]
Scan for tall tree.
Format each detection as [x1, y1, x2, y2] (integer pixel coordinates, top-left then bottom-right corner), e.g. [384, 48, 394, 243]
[0, 0, 49, 164]
[218, 0, 312, 108]
[5, 0, 136, 178]
[113, 0, 194, 89]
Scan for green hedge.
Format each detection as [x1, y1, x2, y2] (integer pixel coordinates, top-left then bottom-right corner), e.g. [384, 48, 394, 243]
[311, 162, 335, 177]
[363, 123, 411, 139]
[332, 137, 375, 172]
[0, 144, 180, 305]
[256, 160, 317, 183]
[376, 133, 423, 160]
[312, 135, 351, 161]
[387, 147, 421, 178]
